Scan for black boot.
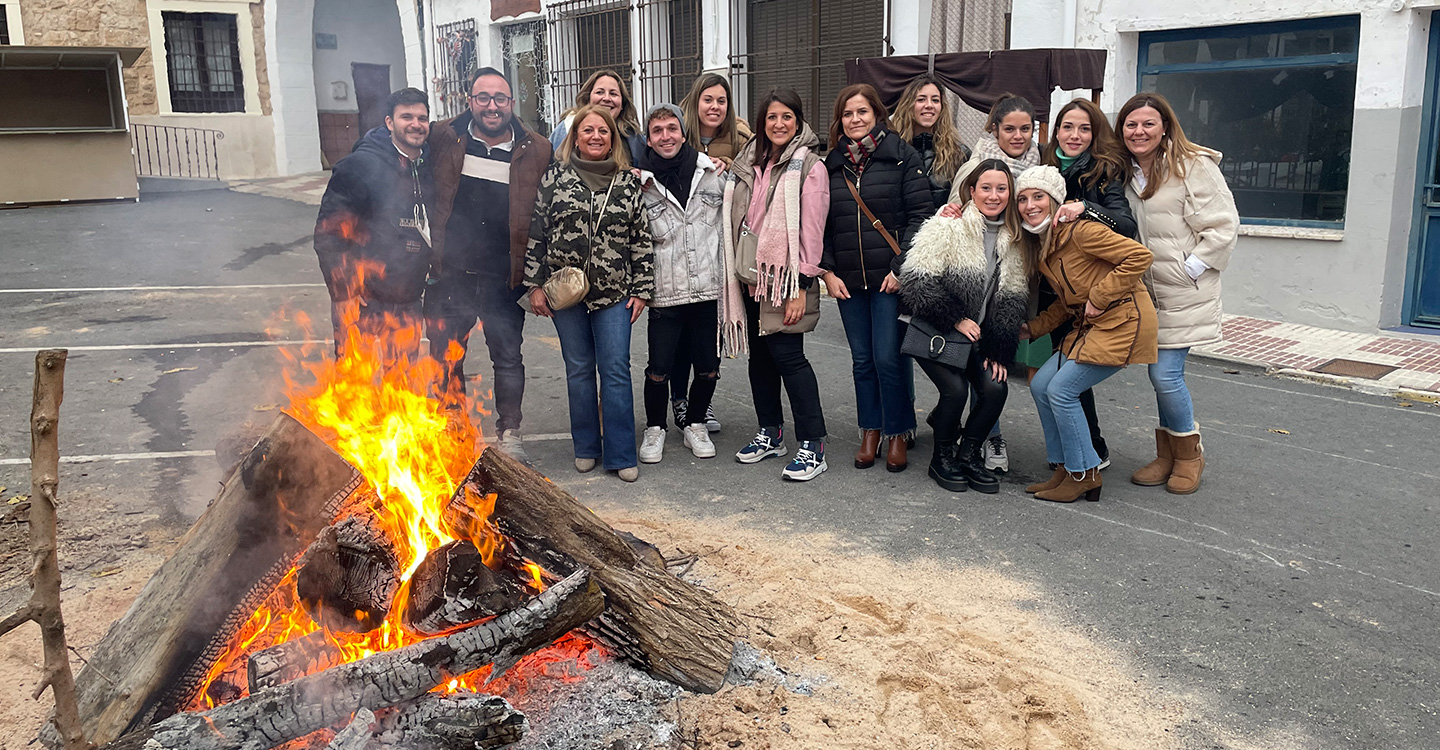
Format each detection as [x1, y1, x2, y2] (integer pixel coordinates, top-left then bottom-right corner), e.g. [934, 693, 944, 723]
[957, 437, 1000, 494]
[928, 441, 968, 493]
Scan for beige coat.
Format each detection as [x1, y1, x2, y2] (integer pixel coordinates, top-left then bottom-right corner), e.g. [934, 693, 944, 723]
[1126, 152, 1239, 348]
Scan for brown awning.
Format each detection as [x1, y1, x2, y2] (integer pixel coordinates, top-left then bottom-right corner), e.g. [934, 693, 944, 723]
[844, 48, 1107, 119]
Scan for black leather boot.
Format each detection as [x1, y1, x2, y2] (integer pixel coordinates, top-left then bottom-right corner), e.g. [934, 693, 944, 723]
[957, 437, 1000, 494]
[928, 441, 967, 493]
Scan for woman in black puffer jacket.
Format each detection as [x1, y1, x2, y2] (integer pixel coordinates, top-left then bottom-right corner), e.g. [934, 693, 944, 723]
[819, 83, 935, 473]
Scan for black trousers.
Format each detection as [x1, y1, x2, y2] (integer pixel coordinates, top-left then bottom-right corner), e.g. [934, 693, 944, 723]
[917, 348, 1008, 444]
[645, 301, 721, 428]
[743, 296, 826, 442]
[422, 269, 527, 432]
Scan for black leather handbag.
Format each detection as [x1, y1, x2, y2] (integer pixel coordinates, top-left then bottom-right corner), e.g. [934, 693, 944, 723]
[901, 317, 972, 368]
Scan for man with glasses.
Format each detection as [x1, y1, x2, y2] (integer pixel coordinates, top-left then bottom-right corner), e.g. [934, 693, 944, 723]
[426, 67, 552, 459]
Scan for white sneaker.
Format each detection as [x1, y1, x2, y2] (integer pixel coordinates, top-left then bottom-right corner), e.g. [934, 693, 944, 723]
[683, 424, 717, 458]
[983, 435, 1010, 473]
[498, 428, 528, 461]
[639, 426, 666, 464]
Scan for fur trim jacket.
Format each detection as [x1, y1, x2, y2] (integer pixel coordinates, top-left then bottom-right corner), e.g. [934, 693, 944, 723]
[898, 203, 1029, 366]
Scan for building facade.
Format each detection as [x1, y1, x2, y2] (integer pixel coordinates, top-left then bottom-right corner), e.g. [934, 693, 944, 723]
[1013, 0, 1440, 332]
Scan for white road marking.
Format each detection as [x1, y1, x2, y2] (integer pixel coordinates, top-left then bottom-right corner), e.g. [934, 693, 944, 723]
[0, 450, 216, 466]
[0, 284, 325, 294]
[520, 433, 572, 442]
[0, 340, 328, 354]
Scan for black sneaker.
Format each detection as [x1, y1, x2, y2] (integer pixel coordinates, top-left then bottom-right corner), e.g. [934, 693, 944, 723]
[1093, 436, 1111, 471]
[782, 441, 827, 481]
[671, 398, 688, 430]
[704, 403, 722, 433]
[736, 426, 786, 464]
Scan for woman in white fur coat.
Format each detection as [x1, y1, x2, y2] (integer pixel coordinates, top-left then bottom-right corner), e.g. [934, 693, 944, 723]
[899, 159, 1031, 494]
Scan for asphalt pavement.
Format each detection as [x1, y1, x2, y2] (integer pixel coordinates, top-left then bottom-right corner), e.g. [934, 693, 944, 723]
[1, 188, 1436, 750]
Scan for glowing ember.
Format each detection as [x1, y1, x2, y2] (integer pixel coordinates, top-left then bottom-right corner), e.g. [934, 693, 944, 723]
[188, 301, 600, 711]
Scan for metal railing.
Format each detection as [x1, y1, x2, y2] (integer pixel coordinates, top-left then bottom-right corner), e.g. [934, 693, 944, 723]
[434, 19, 478, 120]
[132, 123, 224, 180]
[635, 0, 703, 110]
[547, 0, 634, 123]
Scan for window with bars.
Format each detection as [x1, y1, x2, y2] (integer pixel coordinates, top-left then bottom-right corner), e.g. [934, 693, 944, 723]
[162, 11, 245, 113]
[729, 0, 885, 134]
[434, 19, 478, 120]
[1, 5, 11, 45]
[636, 0, 702, 108]
[547, 0, 633, 123]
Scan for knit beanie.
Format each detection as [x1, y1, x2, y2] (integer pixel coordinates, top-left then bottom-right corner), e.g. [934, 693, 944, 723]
[644, 103, 687, 137]
[1015, 165, 1066, 207]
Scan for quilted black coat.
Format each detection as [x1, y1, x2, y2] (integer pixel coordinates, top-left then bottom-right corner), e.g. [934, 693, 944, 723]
[820, 131, 935, 291]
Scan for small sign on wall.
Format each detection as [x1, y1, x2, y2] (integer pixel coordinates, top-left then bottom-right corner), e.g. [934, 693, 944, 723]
[315, 33, 338, 50]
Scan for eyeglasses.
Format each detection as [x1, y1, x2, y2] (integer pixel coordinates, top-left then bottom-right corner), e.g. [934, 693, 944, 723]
[468, 93, 513, 106]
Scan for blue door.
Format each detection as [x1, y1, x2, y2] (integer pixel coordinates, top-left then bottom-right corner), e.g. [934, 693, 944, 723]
[1411, 13, 1440, 327]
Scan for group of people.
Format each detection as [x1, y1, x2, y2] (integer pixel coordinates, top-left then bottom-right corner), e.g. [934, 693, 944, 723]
[314, 64, 1238, 502]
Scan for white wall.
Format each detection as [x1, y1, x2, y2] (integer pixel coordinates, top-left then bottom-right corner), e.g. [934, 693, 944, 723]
[312, 0, 408, 112]
[266, 0, 322, 174]
[1011, 0, 1440, 331]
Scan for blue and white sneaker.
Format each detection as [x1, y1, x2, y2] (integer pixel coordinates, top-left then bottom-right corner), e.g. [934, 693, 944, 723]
[736, 426, 786, 464]
[782, 441, 827, 481]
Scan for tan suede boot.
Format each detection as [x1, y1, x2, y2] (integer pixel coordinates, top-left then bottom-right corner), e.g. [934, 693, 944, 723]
[1130, 429, 1173, 486]
[1025, 465, 1067, 494]
[1167, 429, 1205, 495]
[1035, 467, 1103, 503]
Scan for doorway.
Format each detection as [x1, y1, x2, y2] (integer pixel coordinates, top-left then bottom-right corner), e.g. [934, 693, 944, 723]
[1410, 11, 1440, 328]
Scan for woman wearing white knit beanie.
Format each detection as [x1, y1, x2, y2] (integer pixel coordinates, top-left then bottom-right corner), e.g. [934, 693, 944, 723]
[1015, 165, 1159, 503]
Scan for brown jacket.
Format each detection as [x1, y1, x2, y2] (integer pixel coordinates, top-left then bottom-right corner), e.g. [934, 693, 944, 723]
[1027, 220, 1158, 367]
[698, 119, 753, 167]
[427, 113, 553, 288]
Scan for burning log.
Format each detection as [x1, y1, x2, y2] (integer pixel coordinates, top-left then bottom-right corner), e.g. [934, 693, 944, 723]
[296, 515, 401, 633]
[246, 630, 343, 693]
[404, 540, 531, 636]
[99, 569, 602, 750]
[60, 413, 365, 747]
[445, 448, 742, 694]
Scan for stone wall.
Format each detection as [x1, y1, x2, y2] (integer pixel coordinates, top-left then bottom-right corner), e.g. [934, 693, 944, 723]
[19, 0, 158, 114]
[250, 1, 271, 115]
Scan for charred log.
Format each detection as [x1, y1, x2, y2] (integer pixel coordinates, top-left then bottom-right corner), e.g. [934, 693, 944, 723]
[59, 413, 364, 747]
[100, 569, 601, 750]
[445, 449, 741, 694]
[246, 630, 343, 693]
[326, 708, 377, 750]
[370, 692, 526, 749]
[405, 540, 531, 636]
[296, 515, 400, 633]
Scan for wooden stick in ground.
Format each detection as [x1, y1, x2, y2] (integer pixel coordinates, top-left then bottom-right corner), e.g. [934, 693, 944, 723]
[60, 413, 365, 747]
[99, 569, 601, 750]
[445, 448, 742, 694]
[0, 349, 89, 750]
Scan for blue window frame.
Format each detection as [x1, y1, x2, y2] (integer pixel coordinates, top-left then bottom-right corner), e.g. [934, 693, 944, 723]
[1138, 16, 1360, 228]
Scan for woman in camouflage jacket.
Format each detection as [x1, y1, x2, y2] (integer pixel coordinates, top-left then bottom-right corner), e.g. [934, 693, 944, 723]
[526, 105, 655, 482]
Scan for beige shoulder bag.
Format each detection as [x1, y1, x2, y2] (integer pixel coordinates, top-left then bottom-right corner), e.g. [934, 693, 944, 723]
[543, 179, 617, 310]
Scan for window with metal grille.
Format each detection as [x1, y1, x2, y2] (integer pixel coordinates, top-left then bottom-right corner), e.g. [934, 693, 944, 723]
[162, 12, 245, 113]
[546, 0, 633, 125]
[1, 5, 12, 45]
[729, 0, 885, 136]
[1138, 16, 1359, 226]
[636, 0, 702, 109]
[434, 19, 478, 120]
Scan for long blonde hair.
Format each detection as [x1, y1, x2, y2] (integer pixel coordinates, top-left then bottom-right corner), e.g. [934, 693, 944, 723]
[890, 75, 965, 184]
[558, 105, 632, 170]
[1116, 93, 1219, 200]
[680, 73, 750, 151]
[562, 69, 640, 137]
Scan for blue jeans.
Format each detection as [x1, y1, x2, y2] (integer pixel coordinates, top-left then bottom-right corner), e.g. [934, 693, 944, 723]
[1150, 347, 1196, 432]
[836, 289, 915, 436]
[551, 301, 638, 470]
[1030, 353, 1121, 471]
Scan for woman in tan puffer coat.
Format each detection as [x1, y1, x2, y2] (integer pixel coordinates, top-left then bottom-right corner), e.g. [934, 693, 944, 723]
[1116, 93, 1239, 496]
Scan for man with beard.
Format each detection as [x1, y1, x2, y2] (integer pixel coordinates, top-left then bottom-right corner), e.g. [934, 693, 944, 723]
[632, 103, 726, 464]
[314, 87, 434, 360]
[426, 68, 552, 459]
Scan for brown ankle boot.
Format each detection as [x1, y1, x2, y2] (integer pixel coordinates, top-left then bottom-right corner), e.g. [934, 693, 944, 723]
[1167, 429, 1205, 495]
[1035, 467, 1103, 503]
[1025, 465, 1067, 494]
[1130, 429, 1173, 486]
[855, 429, 881, 469]
[885, 434, 908, 472]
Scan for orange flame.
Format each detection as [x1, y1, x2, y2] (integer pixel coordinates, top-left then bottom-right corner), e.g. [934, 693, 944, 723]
[187, 291, 600, 711]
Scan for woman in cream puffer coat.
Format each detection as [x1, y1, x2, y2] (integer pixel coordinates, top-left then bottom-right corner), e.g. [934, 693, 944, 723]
[1117, 93, 1239, 496]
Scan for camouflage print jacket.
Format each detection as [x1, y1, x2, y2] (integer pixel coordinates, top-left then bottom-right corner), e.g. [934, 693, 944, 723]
[524, 162, 654, 310]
